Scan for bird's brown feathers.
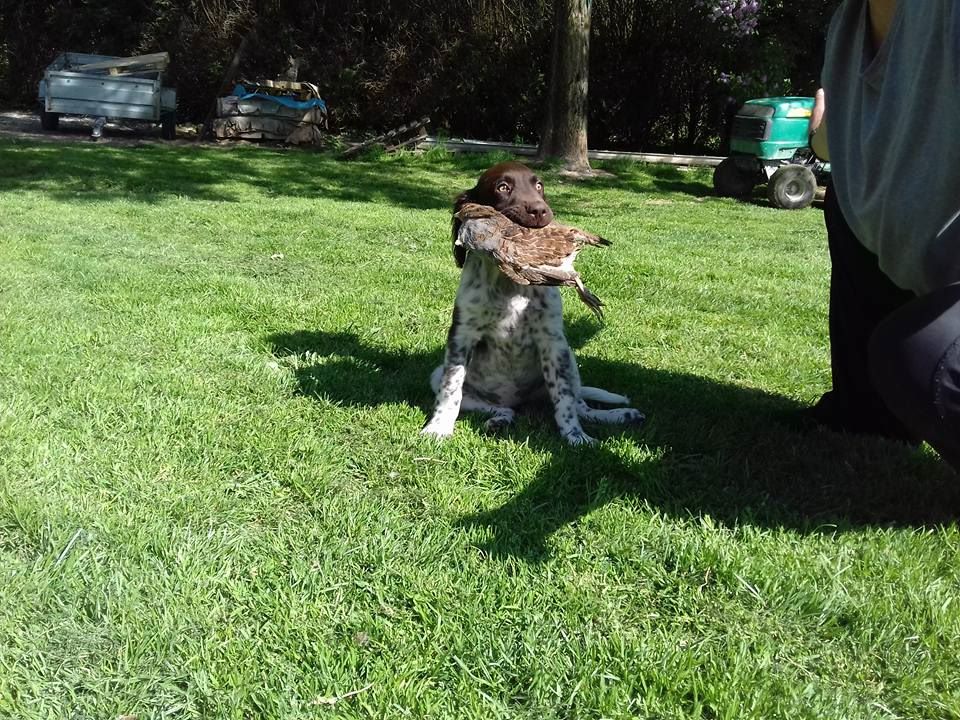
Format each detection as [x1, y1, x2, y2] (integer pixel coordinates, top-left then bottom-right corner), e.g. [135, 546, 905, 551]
[454, 203, 610, 318]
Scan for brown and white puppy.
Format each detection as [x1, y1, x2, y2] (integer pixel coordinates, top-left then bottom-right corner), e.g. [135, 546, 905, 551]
[422, 161, 644, 445]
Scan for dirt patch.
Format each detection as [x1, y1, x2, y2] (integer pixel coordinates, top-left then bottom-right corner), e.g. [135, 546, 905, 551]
[557, 166, 615, 180]
[0, 110, 202, 147]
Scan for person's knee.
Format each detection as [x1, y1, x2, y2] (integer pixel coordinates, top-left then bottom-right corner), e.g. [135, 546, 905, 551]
[871, 286, 960, 414]
[930, 338, 960, 426]
[869, 300, 960, 467]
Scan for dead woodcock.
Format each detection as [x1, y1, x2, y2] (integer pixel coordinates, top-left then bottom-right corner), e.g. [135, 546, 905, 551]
[454, 202, 611, 318]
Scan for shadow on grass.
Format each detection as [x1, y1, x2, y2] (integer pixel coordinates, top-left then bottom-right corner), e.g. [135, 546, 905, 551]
[0, 137, 566, 211]
[0, 139, 467, 208]
[586, 161, 829, 212]
[582, 162, 714, 200]
[267, 327, 960, 562]
[646, 164, 714, 198]
[0, 136, 722, 215]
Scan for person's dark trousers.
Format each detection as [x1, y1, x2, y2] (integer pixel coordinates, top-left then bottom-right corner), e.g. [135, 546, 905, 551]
[870, 282, 960, 471]
[808, 184, 916, 440]
[812, 185, 960, 472]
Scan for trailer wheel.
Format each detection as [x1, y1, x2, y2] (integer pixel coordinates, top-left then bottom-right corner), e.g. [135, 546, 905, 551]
[713, 157, 757, 198]
[161, 112, 176, 140]
[40, 111, 60, 131]
[767, 165, 817, 210]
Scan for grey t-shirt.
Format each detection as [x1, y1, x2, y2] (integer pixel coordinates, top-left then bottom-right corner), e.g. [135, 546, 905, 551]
[822, 0, 960, 295]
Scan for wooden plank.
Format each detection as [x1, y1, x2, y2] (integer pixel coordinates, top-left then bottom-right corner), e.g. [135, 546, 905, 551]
[416, 136, 725, 167]
[101, 68, 165, 78]
[385, 131, 428, 153]
[342, 116, 430, 158]
[73, 52, 169, 73]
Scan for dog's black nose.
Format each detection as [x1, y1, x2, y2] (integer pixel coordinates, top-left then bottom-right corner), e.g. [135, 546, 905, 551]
[528, 204, 553, 227]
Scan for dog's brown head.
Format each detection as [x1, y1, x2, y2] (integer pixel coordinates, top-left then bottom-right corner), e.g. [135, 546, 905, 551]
[452, 161, 554, 267]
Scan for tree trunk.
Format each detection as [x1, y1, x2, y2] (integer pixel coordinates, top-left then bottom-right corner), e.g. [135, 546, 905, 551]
[537, 0, 592, 171]
[200, 27, 255, 141]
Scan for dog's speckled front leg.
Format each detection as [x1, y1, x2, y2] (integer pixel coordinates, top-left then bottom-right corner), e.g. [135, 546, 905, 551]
[421, 365, 466, 439]
[422, 308, 475, 440]
[538, 336, 596, 446]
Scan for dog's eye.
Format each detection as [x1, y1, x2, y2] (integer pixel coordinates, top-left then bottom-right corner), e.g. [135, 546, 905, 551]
[535, 181, 543, 191]
[496, 182, 510, 193]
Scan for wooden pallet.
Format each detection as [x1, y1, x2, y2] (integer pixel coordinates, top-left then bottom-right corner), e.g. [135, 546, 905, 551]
[341, 117, 430, 158]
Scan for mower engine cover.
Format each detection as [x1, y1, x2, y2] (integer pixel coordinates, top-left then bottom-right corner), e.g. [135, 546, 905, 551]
[730, 96, 814, 161]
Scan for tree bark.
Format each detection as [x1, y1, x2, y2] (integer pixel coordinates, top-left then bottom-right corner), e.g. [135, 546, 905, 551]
[537, 0, 592, 171]
[200, 27, 255, 141]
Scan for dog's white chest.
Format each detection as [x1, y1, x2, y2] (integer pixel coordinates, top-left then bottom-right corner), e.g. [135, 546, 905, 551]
[495, 293, 533, 334]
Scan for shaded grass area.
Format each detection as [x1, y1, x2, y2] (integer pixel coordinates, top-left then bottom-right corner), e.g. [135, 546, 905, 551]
[0, 138, 958, 719]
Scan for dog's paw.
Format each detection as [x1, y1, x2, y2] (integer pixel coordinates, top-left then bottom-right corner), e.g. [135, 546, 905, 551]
[484, 410, 515, 434]
[420, 423, 454, 440]
[562, 428, 598, 446]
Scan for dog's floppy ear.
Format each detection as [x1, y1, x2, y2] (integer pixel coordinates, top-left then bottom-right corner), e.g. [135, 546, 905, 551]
[451, 189, 474, 268]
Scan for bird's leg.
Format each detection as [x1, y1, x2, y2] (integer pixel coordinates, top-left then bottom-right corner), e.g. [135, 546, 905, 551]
[533, 267, 604, 319]
[573, 277, 604, 319]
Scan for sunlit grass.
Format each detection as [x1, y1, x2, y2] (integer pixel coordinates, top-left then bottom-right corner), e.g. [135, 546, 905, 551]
[0, 138, 958, 719]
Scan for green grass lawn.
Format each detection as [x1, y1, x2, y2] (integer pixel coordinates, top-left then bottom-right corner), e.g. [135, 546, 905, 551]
[1, 137, 958, 720]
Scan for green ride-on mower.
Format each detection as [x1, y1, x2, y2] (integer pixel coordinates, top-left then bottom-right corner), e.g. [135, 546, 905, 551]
[713, 96, 829, 210]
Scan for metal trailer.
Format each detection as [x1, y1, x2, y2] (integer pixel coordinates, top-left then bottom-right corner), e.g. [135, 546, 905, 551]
[38, 52, 177, 139]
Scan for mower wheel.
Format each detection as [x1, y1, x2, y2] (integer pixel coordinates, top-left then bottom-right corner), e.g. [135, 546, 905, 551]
[767, 165, 817, 209]
[713, 157, 757, 198]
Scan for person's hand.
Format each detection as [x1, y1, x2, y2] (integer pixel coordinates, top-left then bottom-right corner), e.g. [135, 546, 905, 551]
[809, 88, 829, 161]
[810, 88, 825, 132]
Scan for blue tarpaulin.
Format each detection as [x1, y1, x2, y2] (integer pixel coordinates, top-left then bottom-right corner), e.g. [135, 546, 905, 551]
[231, 84, 326, 113]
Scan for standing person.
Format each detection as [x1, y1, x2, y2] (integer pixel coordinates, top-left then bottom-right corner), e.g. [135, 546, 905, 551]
[805, 0, 960, 470]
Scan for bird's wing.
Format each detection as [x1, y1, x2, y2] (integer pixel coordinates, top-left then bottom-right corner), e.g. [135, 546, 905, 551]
[455, 214, 534, 285]
[507, 263, 577, 287]
[453, 207, 607, 315]
[454, 202, 509, 224]
[453, 203, 515, 265]
[500, 225, 581, 268]
[549, 222, 611, 248]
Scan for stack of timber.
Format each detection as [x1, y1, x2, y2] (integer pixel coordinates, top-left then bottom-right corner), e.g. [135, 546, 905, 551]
[213, 80, 328, 144]
[67, 52, 170, 77]
[341, 117, 431, 158]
